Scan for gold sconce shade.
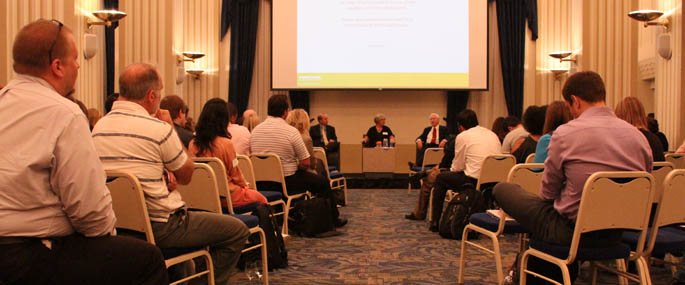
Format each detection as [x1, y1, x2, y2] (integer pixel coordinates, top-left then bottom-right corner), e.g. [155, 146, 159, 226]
[87, 10, 126, 28]
[550, 68, 568, 80]
[177, 52, 206, 63]
[628, 10, 670, 31]
[186, 69, 204, 79]
[548, 51, 576, 63]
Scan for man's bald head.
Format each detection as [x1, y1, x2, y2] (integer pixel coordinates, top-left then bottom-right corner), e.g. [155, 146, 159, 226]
[13, 19, 74, 76]
[119, 63, 162, 101]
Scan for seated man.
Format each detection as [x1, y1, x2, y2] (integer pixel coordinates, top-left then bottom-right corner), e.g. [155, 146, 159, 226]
[93, 63, 249, 284]
[227, 102, 251, 155]
[494, 71, 652, 282]
[412, 113, 448, 167]
[251, 95, 347, 227]
[0, 20, 167, 284]
[429, 109, 501, 231]
[501, 116, 528, 153]
[160, 94, 193, 148]
[309, 113, 340, 167]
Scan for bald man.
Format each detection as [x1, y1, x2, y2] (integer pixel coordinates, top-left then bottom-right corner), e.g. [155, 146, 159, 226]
[93, 63, 249, 284]
[0, 20, 167, 284]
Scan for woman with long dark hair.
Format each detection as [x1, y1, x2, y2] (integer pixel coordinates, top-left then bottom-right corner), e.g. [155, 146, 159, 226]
[189, 98, 267, 207]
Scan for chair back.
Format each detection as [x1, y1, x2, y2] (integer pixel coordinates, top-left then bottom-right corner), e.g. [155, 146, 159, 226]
[106, 170, 156, 244]
[312, 147, 331, 177]
[654, 169, 685, 228]
[175, 163, 222, 214]
[507, 163, 544, 195]
[665, 153, 685, 169]
[525, 153, 536, 163]
[422, 148, 444, 167]
[567, 171, 654, 262]
[236, 154, 258, 190]
[193, 157, 237, 215]
[249, 153, 289, 197]
[651, 161, 674, 202]
[476, 154, 516, 190]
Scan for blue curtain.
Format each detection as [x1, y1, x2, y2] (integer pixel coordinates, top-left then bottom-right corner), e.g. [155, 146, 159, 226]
[494, 0, 538, 118]
[104, 0, 119, 102]
[221, 0, 260, 116]
[446, 91, 469, 135]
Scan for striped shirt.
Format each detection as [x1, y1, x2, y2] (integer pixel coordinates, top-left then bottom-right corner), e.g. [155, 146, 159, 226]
[93, 101, 188, 223]
[250, 116, 309, 176]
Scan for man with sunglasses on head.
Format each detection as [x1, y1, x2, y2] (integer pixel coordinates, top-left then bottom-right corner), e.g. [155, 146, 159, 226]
[0, 20, 168, 284]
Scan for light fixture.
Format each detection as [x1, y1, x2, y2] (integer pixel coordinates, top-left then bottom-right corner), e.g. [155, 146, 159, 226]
[548, 51, 576, 63]
[550, 68, 568, 80]
[186, 69, 204, 79]
[177, 52, 205, 64]
[628, 10, 670, 31]
[87, 10, 127, 29]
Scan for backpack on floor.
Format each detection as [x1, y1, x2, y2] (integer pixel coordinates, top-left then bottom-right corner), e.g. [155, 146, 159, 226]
[288, 197, 337, 238]
[252, 204, 288, 270]
[439, 183, 486, 239]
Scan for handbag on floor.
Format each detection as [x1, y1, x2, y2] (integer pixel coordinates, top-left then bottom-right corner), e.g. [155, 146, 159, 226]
[252, 204, 288, 270]
[439, 183, 486, 239]
[289, 197, 338, 238]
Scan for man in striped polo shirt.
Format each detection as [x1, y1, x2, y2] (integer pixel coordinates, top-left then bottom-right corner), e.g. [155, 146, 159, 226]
[93, 63, 249, 284]
[251, 95, 347, 227]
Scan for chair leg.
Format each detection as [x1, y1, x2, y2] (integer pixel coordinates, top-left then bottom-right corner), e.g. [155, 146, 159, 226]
[457, 226, 470, 284]
[282, 198, 292, 238]
[408, 172, 413, 195]
[492, 234, 504, 285]
[615, 259, 628, 285]
[635, 256, 652, 285]
[343, 178, 348, 206]
[519, 251, 529, 285]
[590, 261, 599, 285]
[427, 188, 434, 223]
[257, 228, 269, 285]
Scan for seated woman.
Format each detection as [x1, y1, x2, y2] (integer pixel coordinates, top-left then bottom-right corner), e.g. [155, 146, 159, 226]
[286, 109, 326, 176]
[615, 97, 665, 161]
[189, 98, 267, 207]
[534, 101, 572, 163]
[512, 105, 547, 163]
[363, 113, 396, 147]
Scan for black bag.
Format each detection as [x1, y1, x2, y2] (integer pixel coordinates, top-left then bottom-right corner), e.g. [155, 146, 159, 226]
[438, 183, 486, 239]
[289, 197, 337, 237]
[252, 204, 288, 270]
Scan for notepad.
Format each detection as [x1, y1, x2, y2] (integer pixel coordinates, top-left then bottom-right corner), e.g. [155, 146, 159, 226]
[486, 209, 515, 221]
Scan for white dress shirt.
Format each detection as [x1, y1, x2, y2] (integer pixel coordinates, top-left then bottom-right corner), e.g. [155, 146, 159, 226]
[451, 126, 502, 179]
[228, 123, 251, 155]
[0, 75, 116, 237]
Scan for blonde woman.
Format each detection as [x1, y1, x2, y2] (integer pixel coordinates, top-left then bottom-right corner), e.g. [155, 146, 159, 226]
[286, 109, 324, 175]
[243, 112, 261, 132]
[615, 97, 665, 161]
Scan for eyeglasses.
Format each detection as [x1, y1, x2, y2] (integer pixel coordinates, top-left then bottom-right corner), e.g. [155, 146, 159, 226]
[47, 19, 64, 65]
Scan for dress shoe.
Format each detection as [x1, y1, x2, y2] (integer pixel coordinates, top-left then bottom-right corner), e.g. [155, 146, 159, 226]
[335, 218, 348, 227]
[408, 161, 416, 169]
[404, 213, 423, 221]
[429, 224, 439, 232]
[408, 171, 428, 185]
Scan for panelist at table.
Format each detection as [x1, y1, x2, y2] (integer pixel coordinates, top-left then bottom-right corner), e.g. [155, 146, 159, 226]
[363, 113, 396, 147]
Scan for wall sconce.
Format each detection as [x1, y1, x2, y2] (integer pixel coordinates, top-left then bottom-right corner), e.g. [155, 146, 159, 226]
[550, 68, 568, 80]
[628, 10, 670, 31]
[87, 10, 126, 29]
[177, 52, 205, 64]
[548, 51, 576, 63]
[186, 69, 204, 79]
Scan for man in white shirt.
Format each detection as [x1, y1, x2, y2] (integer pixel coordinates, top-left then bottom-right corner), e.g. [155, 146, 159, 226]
[227, 101, 251, 155]
[93, 63, 249, 284]
[0, 20, 167, 284]
[251, 95, 347, 227]
[501, 116, 529, 153]
[429, 109, 502, 231]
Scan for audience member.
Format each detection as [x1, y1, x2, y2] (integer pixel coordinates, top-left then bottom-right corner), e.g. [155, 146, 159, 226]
[104, 92, 119, 114]
[184, 116, 195, 133]
[0, 20, 167, 284]
[310, 113, 340, 167]
[363, 113, 396, 147]
[159, 94, 194, 148]
[87, 108, 101, 130]
[494, 71, 652, 283]
[287, 109, 325, 175]
[227, 101, 251, 155]
[190, 98, 267, 207]
[677, 140, 685, 153]
[243, 109, 261, 132]
[615, 97, 665, 161]
[405, 133, 457, 221]
[241, 109, 256, 125]
[429, 109, 501, 231]
[512, 105, 547, 163]
[491, 116, 508, 142]
[534, 101, 572, 164]
[647, 117, 669, 152]
[93, 63, 249, 284]
[251, 95, 347, 227]
[411, 113, 449, 167]
[501, 116, 528, 153]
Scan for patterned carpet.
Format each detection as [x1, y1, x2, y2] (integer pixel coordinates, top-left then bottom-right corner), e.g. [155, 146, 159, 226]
[230, 188, 681, 284]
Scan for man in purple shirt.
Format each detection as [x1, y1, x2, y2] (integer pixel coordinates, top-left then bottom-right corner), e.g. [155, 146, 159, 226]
[495, 71, 652, 247]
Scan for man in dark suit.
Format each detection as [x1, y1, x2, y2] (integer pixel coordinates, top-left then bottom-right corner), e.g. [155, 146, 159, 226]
[310, 113, 340, 166]
[413, 113, 449, 166]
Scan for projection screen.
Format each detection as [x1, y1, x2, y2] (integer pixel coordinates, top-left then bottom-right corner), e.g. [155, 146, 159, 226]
[272, 0, 488, 90]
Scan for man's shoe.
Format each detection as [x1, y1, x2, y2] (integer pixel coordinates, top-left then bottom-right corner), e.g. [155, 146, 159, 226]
[335, 218, 348, 227]
[429, 224, 439, 232]
[408, 161, 416, 169]
[405, 213, 422, 221]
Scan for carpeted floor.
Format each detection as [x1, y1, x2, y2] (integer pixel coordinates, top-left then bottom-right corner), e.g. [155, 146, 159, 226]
[230, 188, 681, 284]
